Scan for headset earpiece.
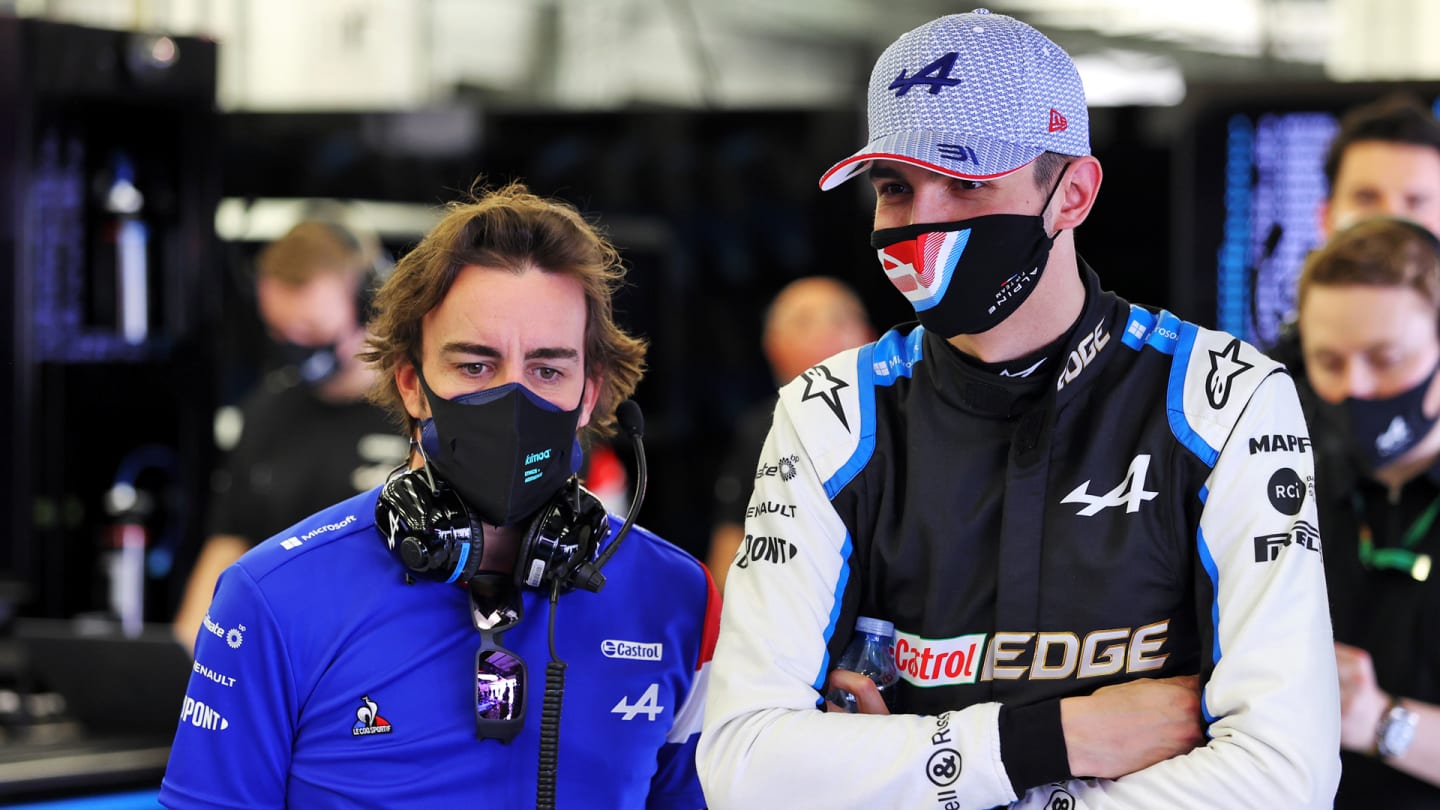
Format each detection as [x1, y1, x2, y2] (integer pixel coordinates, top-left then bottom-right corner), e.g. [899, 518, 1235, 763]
[375, 466, 485, 585]
[515, 476, 611, 593]
[316, 219, 389, 327]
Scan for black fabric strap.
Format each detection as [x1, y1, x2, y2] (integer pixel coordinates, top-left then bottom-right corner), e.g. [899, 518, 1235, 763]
[998, 698, 1072, 795]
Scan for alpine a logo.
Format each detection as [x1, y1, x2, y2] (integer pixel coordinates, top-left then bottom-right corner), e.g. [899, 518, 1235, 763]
[888, 51, 961, 96]
[735, 534, 798, 568]
[1062, 455, 1158, 516]
[1377, 415, 1412, 456]
[352, 695, 394, 736]
[801, 364, 851, 431]
[601, 639, 664, 661]
[1205, 338, 1253, 409]
[1254, 520, 1321, 562]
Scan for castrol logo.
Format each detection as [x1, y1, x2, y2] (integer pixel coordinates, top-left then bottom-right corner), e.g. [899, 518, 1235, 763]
[894, 631, 987, 687]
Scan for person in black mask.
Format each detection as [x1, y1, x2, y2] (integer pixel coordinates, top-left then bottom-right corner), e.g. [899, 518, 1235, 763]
[1292, 216, 1440, 807]
[160, 182, 717, 809]
[700, 9, 1340, 809]
[171, 219, 407, 652]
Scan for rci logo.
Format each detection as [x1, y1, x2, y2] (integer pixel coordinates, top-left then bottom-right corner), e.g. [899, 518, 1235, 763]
[1267, 468, 1308, 515]
[735, 535, 798, 568]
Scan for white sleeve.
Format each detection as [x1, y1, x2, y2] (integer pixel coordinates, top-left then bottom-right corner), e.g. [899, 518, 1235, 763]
[697, 391, 1017, 810]
[1011, 371, 1341, 809]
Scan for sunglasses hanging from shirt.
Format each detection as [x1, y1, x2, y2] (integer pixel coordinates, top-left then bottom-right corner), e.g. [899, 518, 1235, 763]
[1354, 491, 1436, 582]
[469, 572, 526, 744]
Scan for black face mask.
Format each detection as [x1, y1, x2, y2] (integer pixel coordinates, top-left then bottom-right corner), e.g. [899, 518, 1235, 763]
[274, 341, 341, 386]
[417, 371, 583, 527]
[869, 164, 1069, 338]
[1330, 361, 1440, 472]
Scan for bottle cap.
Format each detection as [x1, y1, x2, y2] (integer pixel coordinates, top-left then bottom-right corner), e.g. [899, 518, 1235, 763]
[854, 616, 894, 638]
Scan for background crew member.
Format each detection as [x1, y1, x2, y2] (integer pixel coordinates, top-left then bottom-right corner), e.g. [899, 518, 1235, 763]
[699, 10, 1339, 808]
[707, 276, 874, 593]
[1291, 217, 1440, 807]
[160, 182, 719, 808]
[171, 220, 407, 652]
[1320, 94, 1440, 240]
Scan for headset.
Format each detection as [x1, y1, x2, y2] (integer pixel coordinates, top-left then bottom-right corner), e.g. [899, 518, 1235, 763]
[374, 400, 647, 595]
[316, 219, 391, 326]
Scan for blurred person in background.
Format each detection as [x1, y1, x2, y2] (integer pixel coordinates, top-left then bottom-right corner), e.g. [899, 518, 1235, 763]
[1320, 94, 1440, 239]
[707, 276, 874, 592]
[171, 220, 407, 652]
[1291, 217, 1440, 808]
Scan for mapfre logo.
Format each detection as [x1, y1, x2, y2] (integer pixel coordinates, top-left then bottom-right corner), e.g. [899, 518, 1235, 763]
[1248, 434, 1312, 454]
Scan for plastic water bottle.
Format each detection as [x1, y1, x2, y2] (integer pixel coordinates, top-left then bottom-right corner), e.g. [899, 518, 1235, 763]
[826, 616, 899, 712]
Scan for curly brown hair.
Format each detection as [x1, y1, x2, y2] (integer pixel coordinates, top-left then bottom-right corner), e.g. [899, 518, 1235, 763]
[359, 181, 647, 439]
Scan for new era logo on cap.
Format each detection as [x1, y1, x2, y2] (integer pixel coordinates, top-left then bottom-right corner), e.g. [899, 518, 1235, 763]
[819, 8, 1090, 190]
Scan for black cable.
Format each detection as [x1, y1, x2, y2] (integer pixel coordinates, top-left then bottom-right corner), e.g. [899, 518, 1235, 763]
[535, 581, 565, 810]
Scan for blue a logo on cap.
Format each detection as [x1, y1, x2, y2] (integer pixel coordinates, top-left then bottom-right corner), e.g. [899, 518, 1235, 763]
[889, 52, 962, 96]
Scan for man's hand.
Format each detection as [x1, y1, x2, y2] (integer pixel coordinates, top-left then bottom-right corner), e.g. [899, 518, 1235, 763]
[824, 668, 890, 715]
[1060, 674, 1204, 778]
[1335, 641, 1389, 753]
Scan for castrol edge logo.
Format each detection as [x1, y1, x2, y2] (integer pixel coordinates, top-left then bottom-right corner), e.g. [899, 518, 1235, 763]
[894, 630, 986, 687]
[895, 621, 1170, 687]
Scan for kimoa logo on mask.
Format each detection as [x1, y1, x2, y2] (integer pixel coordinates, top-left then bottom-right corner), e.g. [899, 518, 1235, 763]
[524, 448, 552, 465]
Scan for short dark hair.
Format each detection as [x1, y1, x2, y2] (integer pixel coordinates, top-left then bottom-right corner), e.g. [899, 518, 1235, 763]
[1322, 94, 1440, 194]
[1031, 151, 1070, 190]
[1298, 217, 1440, 313]
[359, 181, 647, 439]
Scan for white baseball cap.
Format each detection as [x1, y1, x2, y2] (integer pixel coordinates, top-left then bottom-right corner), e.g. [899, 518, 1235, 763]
[820, 8, 1091, 190]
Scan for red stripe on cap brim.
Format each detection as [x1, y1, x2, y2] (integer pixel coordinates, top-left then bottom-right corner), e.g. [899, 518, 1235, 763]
[819, 152, 1033, 191]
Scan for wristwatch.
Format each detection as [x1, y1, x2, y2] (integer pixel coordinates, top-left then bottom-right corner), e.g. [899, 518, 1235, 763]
[1376, 698, 1419, 759]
